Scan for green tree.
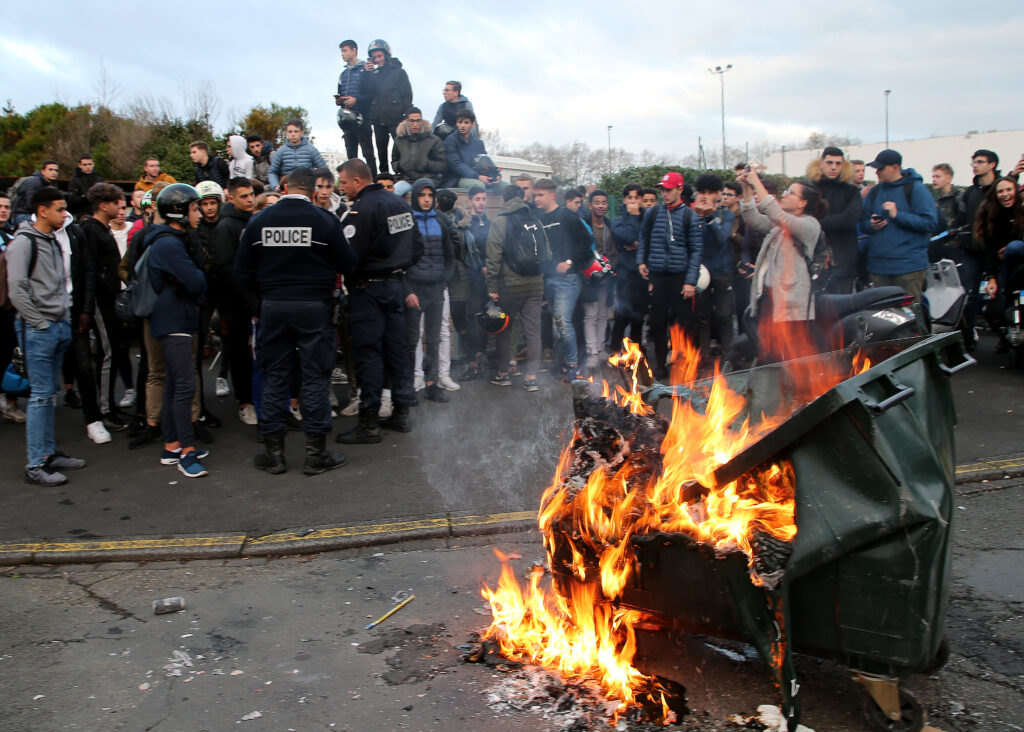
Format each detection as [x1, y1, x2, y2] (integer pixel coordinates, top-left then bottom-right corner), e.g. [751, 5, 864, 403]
[233, 104, 310, 147]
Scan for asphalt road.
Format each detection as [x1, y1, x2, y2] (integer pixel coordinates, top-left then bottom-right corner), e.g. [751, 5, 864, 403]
[0, 332, 1021, 551]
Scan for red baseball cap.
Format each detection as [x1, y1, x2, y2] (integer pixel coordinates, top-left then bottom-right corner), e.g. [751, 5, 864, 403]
[658, 171, 684, 189]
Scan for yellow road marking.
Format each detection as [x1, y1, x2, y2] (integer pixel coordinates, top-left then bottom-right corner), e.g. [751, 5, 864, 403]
[450, 511, 535, 527]
[0, 535, 244, 554]
[247, 517, 450, 546]
[956, 457, 1024, 475]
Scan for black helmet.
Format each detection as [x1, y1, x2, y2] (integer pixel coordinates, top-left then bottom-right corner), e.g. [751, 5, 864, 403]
[475, 301, 510, 335]
[157, 183, 201, 221]
[472, 154, 498, 179]
[433, 122, 454, 140]
[367, 38, 391, 57]
[337, 107, 363, 129]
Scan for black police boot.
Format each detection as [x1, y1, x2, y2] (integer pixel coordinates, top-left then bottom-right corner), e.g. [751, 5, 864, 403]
[336, 413, 382, 444]
[379, 403, 412, 433]
[425, 383, 448, 402]
[304, 434, 348, 475]
[254, 431, 287, 474]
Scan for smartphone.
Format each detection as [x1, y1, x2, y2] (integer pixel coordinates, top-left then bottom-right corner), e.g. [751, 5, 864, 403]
[871, 214, 883, 221]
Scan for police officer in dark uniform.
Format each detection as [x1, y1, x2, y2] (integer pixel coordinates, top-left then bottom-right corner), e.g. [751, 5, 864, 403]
[335, 158, 421, 444]
[234, 167, 357, 475]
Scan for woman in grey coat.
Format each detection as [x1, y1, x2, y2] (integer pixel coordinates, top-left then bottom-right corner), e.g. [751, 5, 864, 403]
[738, 167, 827, 324]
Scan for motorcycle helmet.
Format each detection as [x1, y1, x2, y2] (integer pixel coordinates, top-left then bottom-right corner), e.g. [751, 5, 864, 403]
[367, 39, 391, 58]
[433, 122, 454, 140]
[695, 264, 711, 293]
[581, 251, 615, 283]
[475, 301, 510, 335]
[157, 183, 201, 221]
[337, 106, 363, 129]
[140, 190, 155, 208]
[195, 180, 224, 203]
[472, 154, 498, 179]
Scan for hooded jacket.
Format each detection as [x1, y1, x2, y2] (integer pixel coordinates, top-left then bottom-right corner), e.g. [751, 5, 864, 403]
[363, 56, 413, 127]
[859, 168, 938, 276]
[5, 221, 72, 328]
[67, 167, 105, 219]
[637, 202, 703, 282]
[211, 203, 255, 312]
[78, 214, 122, 303]
[147, 224, 206, 339]
[806, 158, 863, 277]
[485, 198, 550, 295]
[392, 119, 447, 184]
[267, 136, 328, 189]
[227, 136, 254, 180]
[406, 178, 455, 287]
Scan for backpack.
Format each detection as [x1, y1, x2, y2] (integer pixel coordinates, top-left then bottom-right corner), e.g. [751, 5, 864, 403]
[502, 207, 547, 276]
[114, 243, 160, 321]
[0, 236, 38, 311]
[7, 176, 30, 211]
[802, 229, 833, 294]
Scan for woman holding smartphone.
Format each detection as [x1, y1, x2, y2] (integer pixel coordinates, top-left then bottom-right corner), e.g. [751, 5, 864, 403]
[737, 166, 828, 359]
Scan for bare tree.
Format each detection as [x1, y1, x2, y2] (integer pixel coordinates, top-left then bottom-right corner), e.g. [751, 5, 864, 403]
[92, 60, 122, 110]
[182, 80, 220, 134]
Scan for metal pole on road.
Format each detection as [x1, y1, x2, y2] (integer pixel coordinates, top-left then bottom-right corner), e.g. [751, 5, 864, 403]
[607, 125, 613, 174]
[884, 89, 891, 147]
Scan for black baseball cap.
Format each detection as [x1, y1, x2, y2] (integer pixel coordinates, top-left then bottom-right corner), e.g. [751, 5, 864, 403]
[866, 149, 902, 168]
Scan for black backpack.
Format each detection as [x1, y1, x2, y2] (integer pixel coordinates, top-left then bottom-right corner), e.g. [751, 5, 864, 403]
[502, 207, 547, 276]
[803, 230, 833, 294]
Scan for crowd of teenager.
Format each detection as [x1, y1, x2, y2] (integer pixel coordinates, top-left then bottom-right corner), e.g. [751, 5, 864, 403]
[3, 38, 1024, 485]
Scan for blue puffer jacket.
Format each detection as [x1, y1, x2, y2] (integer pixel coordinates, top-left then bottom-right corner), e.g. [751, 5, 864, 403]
[858, 168, 938, 275]
[406, 178, 453, 286]
[637, 203, 703, 282]
[701, 208, 735, 277]
[268, 136, 328, 189]
[337, 62, 369, 113]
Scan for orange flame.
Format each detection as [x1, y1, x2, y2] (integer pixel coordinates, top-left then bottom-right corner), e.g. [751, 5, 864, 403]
[483, 326, 872, 722]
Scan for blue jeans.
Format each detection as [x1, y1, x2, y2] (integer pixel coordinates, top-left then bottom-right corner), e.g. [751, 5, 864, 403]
[545, 273, 581, 368]
[1000, 240, 1024, 295]
[19, 318, 72, 467]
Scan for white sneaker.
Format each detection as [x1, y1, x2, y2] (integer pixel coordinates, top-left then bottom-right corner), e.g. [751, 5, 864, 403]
[378, 395, 393, 419]
[86, 420, 112, 444]
[341, 395, 361, 417]
[414, 375, 426, 392]
[1, 395, 26, 423]
[238, 404, 258, 425]
[331, 367, 348, 385]
[215, 377, 230, 397]
[118, 388, 136, 409]
[437, 374, 461, 391]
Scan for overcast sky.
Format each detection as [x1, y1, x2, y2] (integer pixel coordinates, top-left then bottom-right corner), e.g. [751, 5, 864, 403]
[3, 1, 1023, 160]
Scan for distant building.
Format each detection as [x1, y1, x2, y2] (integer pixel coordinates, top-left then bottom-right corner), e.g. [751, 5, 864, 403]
[320, 149, 346, 173]
[763, 129, 1024, 186]
[490, 155, 553, 184]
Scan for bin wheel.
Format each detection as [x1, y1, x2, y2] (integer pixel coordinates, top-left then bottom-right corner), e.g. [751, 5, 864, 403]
[862, 687, 925, 732]
[922, 635, 950, 674]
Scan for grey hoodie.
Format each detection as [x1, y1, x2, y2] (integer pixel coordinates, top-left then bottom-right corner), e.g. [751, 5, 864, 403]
[6, 221, 72, 328]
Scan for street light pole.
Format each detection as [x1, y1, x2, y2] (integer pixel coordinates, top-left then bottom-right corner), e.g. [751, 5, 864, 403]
[708, 64, 732, 169]
[884, 89, 891, 147]
[607, 125, 613, 174]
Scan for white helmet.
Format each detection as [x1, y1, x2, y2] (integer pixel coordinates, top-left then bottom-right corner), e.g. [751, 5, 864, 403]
[195, 180, 225, 203]
[695, 264, 711, 293]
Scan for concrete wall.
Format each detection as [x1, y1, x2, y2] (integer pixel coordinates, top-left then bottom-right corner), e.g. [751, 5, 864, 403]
[762, 130, 1024, 186]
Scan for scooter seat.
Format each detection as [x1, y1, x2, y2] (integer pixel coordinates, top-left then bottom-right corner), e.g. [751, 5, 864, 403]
[816, 286, 909, 319]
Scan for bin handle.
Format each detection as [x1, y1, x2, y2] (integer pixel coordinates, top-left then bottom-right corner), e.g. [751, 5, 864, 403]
[865, 383, 915, 414]
[938, 351, 976, 376]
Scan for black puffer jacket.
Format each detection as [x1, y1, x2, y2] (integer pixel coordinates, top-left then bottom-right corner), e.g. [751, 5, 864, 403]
[78, 215, 122, 303]
[364, 56, 413, 127]
[406, 178, 455, 287]
[211, 203, 255, 311]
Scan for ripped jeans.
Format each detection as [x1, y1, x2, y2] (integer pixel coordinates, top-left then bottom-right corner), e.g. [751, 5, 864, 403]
[544, 273, 581, 369]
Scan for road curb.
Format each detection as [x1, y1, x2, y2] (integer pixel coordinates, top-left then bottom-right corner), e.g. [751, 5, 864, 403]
[2, 458, 1021, 567]
[0, 511, 537, 567]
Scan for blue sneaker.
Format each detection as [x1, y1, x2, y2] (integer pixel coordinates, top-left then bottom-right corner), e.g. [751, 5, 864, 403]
[177, 452, 209, 478]
[160, 448, 210, 465]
